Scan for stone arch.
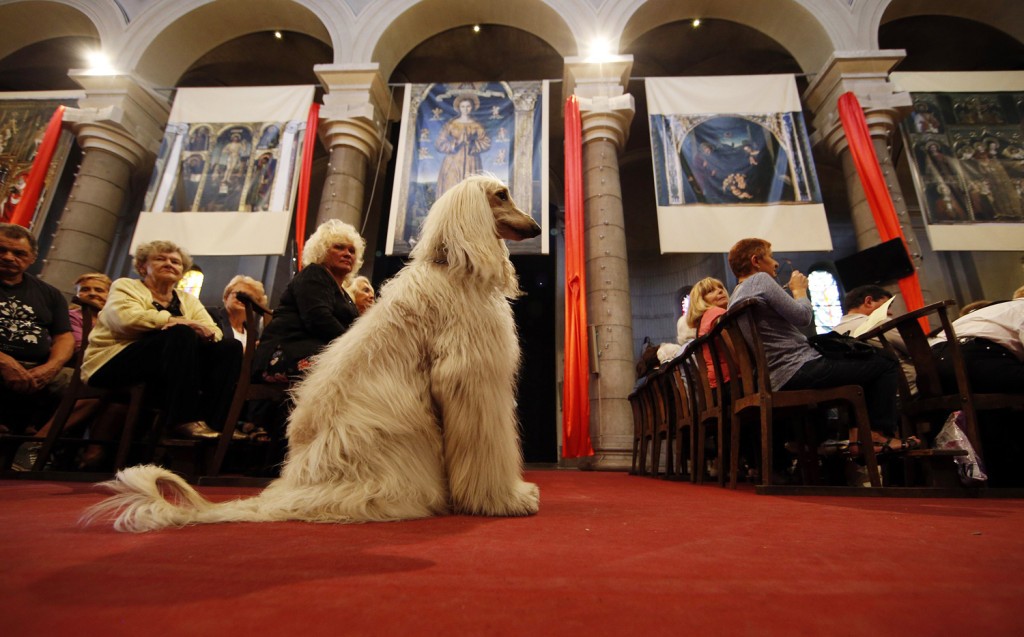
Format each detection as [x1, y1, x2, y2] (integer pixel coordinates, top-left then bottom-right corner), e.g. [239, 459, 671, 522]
[0, 0, 110, 62]
[360, 0, 580, 80]
[878, 0, 1024, 47]
[617, 0, 835, 75]
[125, 0, 333, 87]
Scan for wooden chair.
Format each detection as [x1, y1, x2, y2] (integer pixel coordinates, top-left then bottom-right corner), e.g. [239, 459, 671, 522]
[28, 300, 148, 473]
[628, 387, 645, 475]
[207, 292, 287, 477]
[629, 375, 656, 476]
[664, 349, 696, 482]
[718, 298, 881, 488]
[686, 331, 730, 487]
[859, 300, 1024, 468]
[648, 365, 675, 477]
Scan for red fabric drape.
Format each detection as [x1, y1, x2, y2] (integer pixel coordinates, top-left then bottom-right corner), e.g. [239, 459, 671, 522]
[562, 96, 593, 459]
[837, 92, 929, 331]
[10, 105, 65, 228]
[294, 102, 320, 269]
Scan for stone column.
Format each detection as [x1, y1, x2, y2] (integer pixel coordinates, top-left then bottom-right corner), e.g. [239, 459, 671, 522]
[565, 56, 636, 470]
[40, 72, 167, 294]
[313, 64, 396, 230]
[804, 52, 923, 267]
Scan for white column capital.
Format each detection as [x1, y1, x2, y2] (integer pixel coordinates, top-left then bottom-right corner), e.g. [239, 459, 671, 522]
[563, 55, 632, 100]
[803, 51, 913, 158]
[64, 70, 169, 164]
[822, 107, 905, 158]
[314, 63, 397, 161]
[578, 95, 635, 152]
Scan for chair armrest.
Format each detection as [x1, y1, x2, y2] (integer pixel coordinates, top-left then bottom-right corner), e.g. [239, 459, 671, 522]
[858, 299, 954, 340]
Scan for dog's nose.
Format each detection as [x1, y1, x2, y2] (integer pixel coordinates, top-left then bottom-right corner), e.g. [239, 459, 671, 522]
[522, 218, 542, 238]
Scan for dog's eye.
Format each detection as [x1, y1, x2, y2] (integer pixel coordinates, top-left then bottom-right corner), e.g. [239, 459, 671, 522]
[496, 190, 509, 201]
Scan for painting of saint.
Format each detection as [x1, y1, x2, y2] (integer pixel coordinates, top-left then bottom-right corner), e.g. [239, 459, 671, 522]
[434, 95, 492, 198]
[245, 152, 276, 212]
[200, 128, 252, 211]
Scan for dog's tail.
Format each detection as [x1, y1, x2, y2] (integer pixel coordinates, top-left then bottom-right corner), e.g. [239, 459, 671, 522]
[80, 465, 272, 532]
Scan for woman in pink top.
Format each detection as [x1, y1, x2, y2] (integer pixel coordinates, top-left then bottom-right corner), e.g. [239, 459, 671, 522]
[684, 277, 730, 388]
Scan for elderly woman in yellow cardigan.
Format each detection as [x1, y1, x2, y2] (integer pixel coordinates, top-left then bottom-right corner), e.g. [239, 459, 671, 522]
[82, 240, 242, 440]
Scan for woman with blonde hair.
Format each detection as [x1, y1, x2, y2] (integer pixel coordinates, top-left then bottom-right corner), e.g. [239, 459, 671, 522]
[345, 275, 375, 315]
[253, 219, 364, 382]
[685, 277, 731, 389]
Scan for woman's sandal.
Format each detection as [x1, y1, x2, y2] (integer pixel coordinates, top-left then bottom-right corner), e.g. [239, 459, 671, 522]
[248, 427, 271, 443]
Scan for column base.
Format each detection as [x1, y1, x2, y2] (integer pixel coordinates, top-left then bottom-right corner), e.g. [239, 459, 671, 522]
[577, 450, 633, 471]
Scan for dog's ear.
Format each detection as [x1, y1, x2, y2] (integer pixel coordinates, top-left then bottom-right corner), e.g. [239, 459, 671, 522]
[412, 176, 521, 296]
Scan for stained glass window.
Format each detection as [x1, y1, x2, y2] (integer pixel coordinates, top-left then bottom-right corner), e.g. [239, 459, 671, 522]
[176, 267, 204, 298]
[808, 269, 843, 334]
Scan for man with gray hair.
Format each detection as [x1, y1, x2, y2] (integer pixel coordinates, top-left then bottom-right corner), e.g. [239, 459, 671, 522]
[0, 222, 74, 434]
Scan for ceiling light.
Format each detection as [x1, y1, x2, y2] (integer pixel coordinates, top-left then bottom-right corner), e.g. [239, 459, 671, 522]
[274, 31, 283, 39]
[692, 18, 701, 28]
[585, 37, 615, 62]
[84, 50, 115, 74]
[473, 25, 481, 34]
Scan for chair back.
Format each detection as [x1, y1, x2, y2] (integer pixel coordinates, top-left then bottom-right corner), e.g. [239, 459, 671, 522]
[717, 298, 765, 403]
[209, 292, 278, 476]
[861, 300, 956, 401]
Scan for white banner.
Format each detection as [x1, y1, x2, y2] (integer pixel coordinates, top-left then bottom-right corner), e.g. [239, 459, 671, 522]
[646, 75, 830, 253]
[131, 85, 314, 256]
[892, 71, 1024, 251]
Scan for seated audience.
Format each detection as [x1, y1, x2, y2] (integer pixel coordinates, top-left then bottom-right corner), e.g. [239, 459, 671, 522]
[254, 220, 364, 383]
[959, 300, 992, 317]
[685, 276, 731, 389]
[833, 285, 891, 336]
[932, 295, 1023, 394]
[726, 238, 916, 456]
[0, 223, 74, 435]
[207, 275, 270, 351]
[69, 273, 112, 350]
[206, 275, 274, 443]
[834, 285, 917, 395]
[21, 272, 116, 470]
[933, 293, 1024, 486]
[81, 240, 242, 440]
[345, 275, 376, 315]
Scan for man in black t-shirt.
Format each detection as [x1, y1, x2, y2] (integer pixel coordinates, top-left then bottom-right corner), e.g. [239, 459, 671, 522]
[0, 223, 74, 433]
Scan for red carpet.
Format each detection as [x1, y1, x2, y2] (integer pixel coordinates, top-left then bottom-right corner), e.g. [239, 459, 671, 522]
[3, 470, 1023, 636]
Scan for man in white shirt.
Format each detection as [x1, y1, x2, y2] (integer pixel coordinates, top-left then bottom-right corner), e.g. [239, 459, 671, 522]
[834, 285, 892, 336]
[932, 297, 1024, 394]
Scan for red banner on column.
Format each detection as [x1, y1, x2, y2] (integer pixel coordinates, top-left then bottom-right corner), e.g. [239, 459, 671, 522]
[294, 102, 320, 269]
[10, 105, 65, 229]
[837, 92, 928, 331]
[562, 95, 593, 459]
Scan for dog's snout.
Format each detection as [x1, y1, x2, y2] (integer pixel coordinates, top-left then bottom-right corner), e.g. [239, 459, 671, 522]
[521, 216, 542, 239]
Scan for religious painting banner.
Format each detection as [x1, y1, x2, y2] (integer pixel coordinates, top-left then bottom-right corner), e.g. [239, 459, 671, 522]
[892, 71, 1024, 251]
[386, 81, 549, 255]
[646, 75, 830, 253]
[132, 85, 315, 256]
[0, 92, 79, 230]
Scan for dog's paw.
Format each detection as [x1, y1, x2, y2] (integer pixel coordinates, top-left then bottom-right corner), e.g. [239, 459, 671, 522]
[506, 480, 540, 516]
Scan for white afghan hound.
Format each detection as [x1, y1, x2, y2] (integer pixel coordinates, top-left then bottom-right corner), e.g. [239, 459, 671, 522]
[83, 175, 542, 532]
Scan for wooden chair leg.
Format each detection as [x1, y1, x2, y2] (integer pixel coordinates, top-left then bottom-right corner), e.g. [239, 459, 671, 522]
[32, 396, 80, 471]
[729, 413, 740, 490]
[114, 386, 148, 470]
[761, 410, 773, 487]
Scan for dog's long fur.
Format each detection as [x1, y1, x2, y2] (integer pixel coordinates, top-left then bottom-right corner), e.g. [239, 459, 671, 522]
[83, 175, 542, 532]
